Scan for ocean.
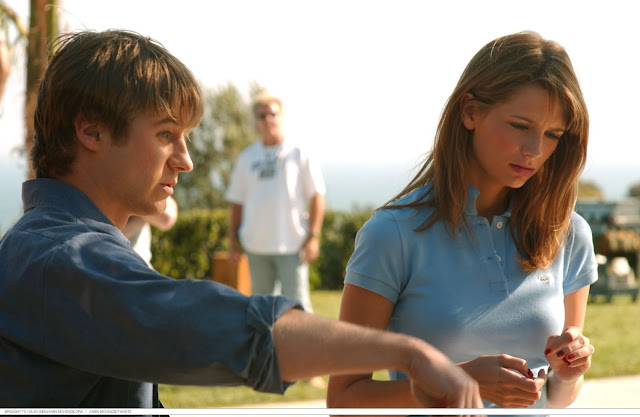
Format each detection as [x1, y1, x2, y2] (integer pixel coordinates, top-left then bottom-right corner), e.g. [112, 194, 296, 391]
[0, 157, 637, 235]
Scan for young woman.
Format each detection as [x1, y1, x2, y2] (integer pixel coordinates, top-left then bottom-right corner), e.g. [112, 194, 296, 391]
[327, 31, 596, 415]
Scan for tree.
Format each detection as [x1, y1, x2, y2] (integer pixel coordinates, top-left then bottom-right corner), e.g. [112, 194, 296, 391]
[0, 1, 28, 99]
[578, 180, 604, 200]
[628, 181, 640, 199]
[0, 0, 58, 178]
[174, 82, 265, 211]
[25, 0, 57, 178]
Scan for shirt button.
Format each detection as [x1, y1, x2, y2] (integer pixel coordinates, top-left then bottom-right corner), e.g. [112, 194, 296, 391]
[496, 221, 504, 229]
[497, 255, 502, 263]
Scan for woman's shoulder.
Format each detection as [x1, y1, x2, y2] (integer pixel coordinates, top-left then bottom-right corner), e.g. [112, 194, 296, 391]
[560, 210, 596, 262]
[382, 185, 432, 211]
[367, 185, 433, 231]
[569, 210, 594, 241]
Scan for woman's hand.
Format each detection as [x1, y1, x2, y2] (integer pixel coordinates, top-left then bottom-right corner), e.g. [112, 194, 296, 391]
[545, 326, 594, 382]
[459, 354, 546, 408]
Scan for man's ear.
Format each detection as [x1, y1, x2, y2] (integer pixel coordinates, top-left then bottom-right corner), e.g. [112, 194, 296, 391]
[460, 93, 478, 131]
[74, 114, 102, 151]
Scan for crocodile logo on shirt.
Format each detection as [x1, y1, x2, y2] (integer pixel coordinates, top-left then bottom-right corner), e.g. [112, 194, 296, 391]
[539, 276, 551, 283]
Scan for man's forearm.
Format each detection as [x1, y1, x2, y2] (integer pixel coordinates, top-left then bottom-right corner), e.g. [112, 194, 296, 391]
[273, 308, 426, 381]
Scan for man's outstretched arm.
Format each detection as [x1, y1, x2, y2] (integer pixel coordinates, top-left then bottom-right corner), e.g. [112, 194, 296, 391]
[273, 308, 484, 412]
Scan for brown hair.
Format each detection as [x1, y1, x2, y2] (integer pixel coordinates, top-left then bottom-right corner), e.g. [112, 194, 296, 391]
[383, 31, 589, 271]
[31, 30, 204, 178]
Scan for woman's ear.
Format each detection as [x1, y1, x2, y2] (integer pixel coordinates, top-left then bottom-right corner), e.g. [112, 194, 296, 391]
[74, 114, 102, 151]
[460, 93, 477, 130]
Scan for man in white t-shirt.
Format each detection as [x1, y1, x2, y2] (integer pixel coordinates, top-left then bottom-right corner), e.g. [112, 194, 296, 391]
[226, 93, 325, 314]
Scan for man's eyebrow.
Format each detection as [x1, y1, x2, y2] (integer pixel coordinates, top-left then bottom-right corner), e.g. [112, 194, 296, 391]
[152, 117, 181, 127]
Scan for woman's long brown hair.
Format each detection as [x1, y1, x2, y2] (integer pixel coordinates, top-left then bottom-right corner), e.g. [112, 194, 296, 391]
[382, 31, 589, 271]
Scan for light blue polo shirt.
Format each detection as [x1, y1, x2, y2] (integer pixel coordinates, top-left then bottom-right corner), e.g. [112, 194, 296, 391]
[345, 185, 597, 413]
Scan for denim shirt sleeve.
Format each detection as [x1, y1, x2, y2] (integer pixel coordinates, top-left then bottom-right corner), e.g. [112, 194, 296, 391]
[6, 226, 300, 394]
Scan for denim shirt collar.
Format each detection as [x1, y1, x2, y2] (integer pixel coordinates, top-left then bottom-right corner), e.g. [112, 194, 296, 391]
[464, 185, 514, 219]
[22, 178, 124, 239]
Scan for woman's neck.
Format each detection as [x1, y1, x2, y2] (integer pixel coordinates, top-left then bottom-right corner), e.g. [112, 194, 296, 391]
[472, 184, 510, 222]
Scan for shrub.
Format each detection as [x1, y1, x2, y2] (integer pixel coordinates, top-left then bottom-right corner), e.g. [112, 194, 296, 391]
[150, 208, 372, 289]
[310, 210, 372, 290]
[151, 208, 229, 280]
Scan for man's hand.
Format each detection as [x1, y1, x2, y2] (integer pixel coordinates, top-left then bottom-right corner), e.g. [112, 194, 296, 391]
[299, 235, 320, 263]
[459, 354, 546, 407]
[408, 349, 484, 412]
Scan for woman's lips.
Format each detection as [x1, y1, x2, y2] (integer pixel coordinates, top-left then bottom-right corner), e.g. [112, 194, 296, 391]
[510, 163, 535, 177]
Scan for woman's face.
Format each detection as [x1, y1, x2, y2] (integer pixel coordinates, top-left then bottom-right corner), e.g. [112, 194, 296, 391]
[462, 85, 567, 194]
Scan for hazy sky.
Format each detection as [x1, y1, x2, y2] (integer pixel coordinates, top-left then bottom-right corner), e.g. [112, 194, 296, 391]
[1, 0, 639, 177]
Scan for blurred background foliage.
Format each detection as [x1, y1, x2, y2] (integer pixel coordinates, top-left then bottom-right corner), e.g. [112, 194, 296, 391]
[151, 208, 371, 290]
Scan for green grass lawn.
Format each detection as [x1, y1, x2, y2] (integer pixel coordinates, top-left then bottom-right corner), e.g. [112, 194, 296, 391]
[159, 290, 640, 408]
[584, 294, 640, 378]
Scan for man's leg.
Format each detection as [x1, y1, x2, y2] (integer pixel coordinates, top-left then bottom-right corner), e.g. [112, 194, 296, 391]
[276, 253, 313, 313]
[246, 252, 278, 296]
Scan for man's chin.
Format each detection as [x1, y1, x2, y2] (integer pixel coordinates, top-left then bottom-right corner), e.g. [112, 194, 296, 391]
[154, 198, 168, 214]
[132, 199, 167, 217]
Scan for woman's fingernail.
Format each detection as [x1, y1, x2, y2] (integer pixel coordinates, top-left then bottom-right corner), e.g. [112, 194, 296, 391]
[567, 353, 575, 361]
[556, 350, 565, 357]
[544, 349, 551, 355]
[528, 369, 534, 377]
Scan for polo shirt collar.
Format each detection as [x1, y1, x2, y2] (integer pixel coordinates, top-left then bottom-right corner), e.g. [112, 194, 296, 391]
[464, 185, 514, 219]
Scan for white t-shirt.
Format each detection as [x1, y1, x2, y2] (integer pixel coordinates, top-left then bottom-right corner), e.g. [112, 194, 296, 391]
[128, 221, 153, 268]
[225, 141, 326, 254]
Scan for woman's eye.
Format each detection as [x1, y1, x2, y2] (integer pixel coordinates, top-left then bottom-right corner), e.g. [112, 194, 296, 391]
[545, 132, 561, 140]
[510, 123, 527, 130]
[159, 131, 171, 140]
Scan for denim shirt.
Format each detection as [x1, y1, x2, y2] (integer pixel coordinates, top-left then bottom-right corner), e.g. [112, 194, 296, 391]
[0, 179, 300, 407]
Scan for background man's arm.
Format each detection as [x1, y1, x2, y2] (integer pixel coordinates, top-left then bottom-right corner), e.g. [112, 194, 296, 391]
[229, 202, 244, 263]
[301, 193, 325, 262]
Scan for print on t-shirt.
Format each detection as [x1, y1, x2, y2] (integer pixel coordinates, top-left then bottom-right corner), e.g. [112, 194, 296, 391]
[251, 151, 281, 179]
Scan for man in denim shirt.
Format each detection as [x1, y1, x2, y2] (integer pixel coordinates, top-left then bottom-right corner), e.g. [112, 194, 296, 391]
[0, 30, 482, 411]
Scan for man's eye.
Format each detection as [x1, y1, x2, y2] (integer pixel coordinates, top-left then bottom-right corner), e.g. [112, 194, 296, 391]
[159, 131, 171, 140]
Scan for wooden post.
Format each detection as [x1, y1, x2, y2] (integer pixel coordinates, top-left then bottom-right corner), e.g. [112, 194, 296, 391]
[212, 251, 252, 296]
